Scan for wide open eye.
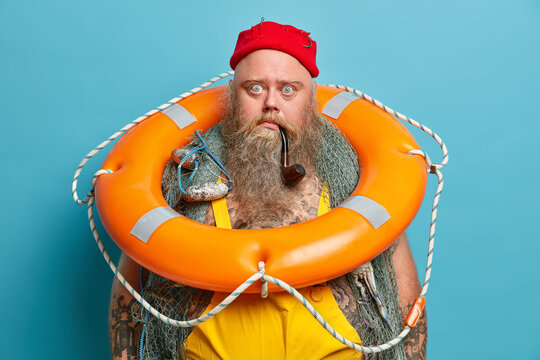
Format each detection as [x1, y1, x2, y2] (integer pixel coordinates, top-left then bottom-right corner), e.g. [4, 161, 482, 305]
[250, 84, 263, 93]
[282, 85, 294, 95]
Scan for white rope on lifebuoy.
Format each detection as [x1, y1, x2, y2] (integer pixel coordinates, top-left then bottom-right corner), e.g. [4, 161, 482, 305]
[73, 72, 448, 354]
[328, 84, 449, 171]
[328, 84, 449, 304]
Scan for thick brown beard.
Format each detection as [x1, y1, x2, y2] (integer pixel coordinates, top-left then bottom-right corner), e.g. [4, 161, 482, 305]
[221, 87, 324, 208]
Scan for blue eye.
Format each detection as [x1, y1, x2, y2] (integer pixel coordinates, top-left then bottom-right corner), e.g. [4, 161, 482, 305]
[282, 86, 294, 95]
[251, 84, 263, 93]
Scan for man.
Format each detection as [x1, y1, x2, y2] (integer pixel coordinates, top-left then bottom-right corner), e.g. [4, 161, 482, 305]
[110, 21, 427, 360]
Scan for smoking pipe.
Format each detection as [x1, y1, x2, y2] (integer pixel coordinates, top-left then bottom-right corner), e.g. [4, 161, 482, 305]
[278, 125, 306, 186]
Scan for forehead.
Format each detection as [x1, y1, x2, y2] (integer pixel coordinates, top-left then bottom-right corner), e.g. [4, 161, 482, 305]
[233, 49, 313, 86]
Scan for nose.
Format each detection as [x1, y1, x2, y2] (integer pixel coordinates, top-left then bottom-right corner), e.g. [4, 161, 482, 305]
[263, 89, 280, 113]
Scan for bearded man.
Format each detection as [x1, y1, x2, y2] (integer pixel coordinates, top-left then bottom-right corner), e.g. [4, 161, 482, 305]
[109, 21, 427, 360]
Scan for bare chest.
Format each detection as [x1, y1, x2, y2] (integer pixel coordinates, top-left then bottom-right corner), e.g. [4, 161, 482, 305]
[203, 176, 322, 229]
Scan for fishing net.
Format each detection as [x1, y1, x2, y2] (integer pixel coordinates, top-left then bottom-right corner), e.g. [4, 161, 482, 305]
[133, 116, 406, 359]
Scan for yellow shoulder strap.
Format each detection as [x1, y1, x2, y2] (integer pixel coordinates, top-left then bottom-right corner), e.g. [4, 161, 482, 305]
[212, 180, 330, 229]
[318, 182, 330, 216]
[211, 177, 232, 229]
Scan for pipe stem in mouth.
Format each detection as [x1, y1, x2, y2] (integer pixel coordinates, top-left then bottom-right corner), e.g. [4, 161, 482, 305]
[278, 125, 305, 187]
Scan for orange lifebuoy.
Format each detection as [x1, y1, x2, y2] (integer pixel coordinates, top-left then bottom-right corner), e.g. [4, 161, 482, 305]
[95, 85, 427, 293]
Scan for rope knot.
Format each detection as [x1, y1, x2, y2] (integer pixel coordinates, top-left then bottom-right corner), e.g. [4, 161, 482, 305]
[407, 150, 436, 173]
[258, 261, 268, 298]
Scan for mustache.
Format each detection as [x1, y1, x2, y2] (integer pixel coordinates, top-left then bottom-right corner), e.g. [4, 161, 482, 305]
[246, 112, 299, 146]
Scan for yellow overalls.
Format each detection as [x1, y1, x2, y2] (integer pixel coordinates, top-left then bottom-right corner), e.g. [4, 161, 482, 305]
[185, 186, 362, 359]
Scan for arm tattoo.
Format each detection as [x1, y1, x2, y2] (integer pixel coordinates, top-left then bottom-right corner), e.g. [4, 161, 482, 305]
[110, 295, 140, 360]
[402, 303, 427, 360]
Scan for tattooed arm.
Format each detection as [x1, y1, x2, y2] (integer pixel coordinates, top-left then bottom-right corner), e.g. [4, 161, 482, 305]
[401, 303, 427, 359]
[109, 253, 145, 360]
[391, 233, 427, 359]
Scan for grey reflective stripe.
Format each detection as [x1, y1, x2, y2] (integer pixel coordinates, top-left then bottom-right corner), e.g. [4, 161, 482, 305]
[130, 207, 182, 243]
[321, 92, 360, 119]
[338, 196, 391, 229]
[161, 103, 197, 129]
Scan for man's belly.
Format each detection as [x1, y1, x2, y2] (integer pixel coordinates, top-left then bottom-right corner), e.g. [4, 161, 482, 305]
[184, 285, 363, 360]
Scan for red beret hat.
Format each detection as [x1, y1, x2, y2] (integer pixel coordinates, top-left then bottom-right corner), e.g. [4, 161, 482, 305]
[230, 21, 319, 78]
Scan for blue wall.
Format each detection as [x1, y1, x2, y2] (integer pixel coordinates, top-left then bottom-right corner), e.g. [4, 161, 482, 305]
[1, 0, 538, 358]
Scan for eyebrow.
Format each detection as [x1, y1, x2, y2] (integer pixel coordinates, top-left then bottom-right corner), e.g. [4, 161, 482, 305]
[282, 81, 304, 88]
[240, 79, 305, 88]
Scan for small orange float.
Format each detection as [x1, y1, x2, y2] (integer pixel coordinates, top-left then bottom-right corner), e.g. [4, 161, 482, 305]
[95, 85, 427, 293]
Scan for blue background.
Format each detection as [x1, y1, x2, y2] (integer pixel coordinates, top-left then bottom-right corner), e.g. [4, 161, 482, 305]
[1, 0, 539, 358]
